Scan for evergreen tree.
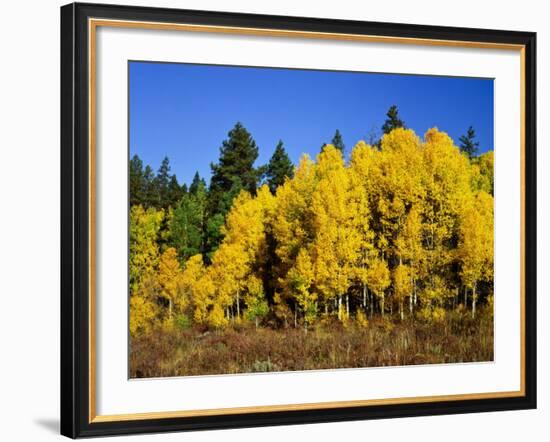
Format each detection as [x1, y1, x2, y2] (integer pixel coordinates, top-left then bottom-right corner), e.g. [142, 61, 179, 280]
[142, 165, 157, 208]
[459, 126, 480, 159]
[189, 171, 207, 195]
[265, 140, 294, 194]
[166, 175, 183, 208]
[129, 154, 145, 206]
[382, 105, 406, 135]
[209, 122, 260, 213]
[331, 129, 345, 154]
[168, 193, 204, 262]
[156, 156, 171, 208]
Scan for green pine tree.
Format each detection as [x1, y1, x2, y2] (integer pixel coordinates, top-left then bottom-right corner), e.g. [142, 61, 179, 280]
[459, 126, 480, 158]
[209, 122, 260, 213]
[168, 193, 204, 262]
[321, 129, 346, 155]
[129, 154, 145, 206]
[166, 175, 183, 208]
[205, 176, 244, 259]
[156, 156, 171, 208]
[189, 171, 207, 195]
[382, 105, 405, 135]
[265, 140, 294, 194]
[142, 165, 157, 208]
[331, 129, 345, 153]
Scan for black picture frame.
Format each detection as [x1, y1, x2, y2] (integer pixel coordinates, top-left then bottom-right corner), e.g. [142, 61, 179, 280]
[61, 2, 537, 438]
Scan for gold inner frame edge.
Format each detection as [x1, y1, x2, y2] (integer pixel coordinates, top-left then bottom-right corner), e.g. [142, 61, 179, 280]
[88, 17, 527, 423]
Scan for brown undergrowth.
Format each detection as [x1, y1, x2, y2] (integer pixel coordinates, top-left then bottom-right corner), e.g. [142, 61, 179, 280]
[130, 307, 493, 378]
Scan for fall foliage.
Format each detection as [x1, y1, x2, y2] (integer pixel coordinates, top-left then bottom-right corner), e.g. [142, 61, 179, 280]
[129, 119, 494, 376]
[130, 125, 493, 334]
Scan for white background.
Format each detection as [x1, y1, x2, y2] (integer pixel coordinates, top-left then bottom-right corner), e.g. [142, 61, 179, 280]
[0, 0, 546, 440]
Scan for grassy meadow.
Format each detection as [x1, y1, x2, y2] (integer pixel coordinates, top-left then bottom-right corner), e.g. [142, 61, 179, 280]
[130, 306, 493, 378]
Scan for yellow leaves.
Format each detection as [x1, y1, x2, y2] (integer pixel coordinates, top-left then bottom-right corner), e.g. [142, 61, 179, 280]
[471, 151, 494, 194]
[129, 126, 494, 330]
[356, 310, 369, 329]
[311, 144, 361, 303]
[181, 254, 213, 325]
[349, 140, 377, 182]
[381, 127, 421, 156]
[129, 291, 158, 336]
[316, 144, 345, 177]
[158, 248, 182, 308]
[396, 205, 423, 264]
[287, 248, 318, 325]
[129, 205, 164, 293]
[244, 276, 269, 326]
[208, 303, 227, 329]
[273, 155, 317, 269]
[418, 305, 446, 323]
[288, 248, 315, 293]
[393, 264, 412, 301]
[367, 258, 391, 298]
[458, 190, 494, 287]
[423, 128, 471, 228]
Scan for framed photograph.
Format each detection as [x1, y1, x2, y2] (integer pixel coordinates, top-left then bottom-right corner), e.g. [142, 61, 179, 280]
[60, 2, 536, 438]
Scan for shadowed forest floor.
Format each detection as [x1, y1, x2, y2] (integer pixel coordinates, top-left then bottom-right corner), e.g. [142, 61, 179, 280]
[130, 308, 493, 378]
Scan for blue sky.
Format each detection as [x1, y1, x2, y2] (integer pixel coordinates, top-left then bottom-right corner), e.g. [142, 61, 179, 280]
[129, 61, 494, 187]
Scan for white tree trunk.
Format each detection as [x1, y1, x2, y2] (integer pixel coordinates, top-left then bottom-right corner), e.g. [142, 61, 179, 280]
[472, 282, 477, 319]
[370, 292, 374, 318]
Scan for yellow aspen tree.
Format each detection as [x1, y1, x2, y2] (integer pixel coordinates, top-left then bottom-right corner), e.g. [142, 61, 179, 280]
[458, 191, 494, 318]
[395, 206, 424, 314]
[272, 155, 317, 321]
[366, 258, 391, 317]
[244, 275, 269, 328]
[210, 186, 273, 321]
[287, 248, 317, 330]
[348, 141, 376, 314]
[210, 242, 247, 321]
[272, 155, 317, 270]
[157, 247, 184, 324]
[129, 274, 160, 336]
[129, 205, 164, 336]
[351, 130, 424, 317]
[311, 145, 361, 320]
[207, 302, 227, 329]
[129, 205, 164, 293]
[374, 128, 425, 260]
[421, 128, 472, 311]
[181, 254, 213, 325]
[471, 151, 494, 195]
[393, 263, 412, 320]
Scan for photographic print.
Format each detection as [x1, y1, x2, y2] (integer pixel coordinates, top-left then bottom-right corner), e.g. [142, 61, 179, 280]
[128, 62, 494, 378]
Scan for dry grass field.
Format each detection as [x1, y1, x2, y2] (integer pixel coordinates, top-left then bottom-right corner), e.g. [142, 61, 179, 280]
[130, 306, 493, 378]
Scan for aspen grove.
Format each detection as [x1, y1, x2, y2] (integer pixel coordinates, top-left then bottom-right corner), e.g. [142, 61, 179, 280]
[129, 125, 494, 342]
